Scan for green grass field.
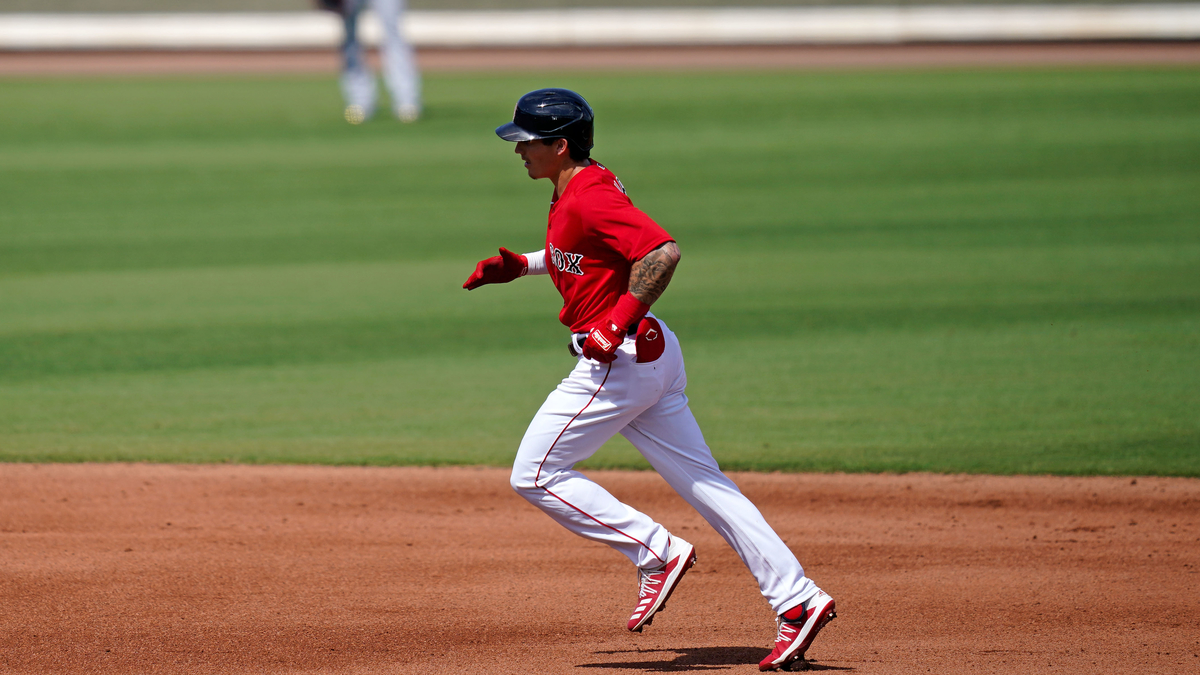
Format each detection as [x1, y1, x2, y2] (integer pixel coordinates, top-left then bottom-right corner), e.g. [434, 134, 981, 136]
[1, 68, 1197, 475]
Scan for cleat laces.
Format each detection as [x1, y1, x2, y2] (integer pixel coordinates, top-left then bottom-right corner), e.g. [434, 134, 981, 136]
[774, 619, 799, 644]
[637, 567, 664, 599]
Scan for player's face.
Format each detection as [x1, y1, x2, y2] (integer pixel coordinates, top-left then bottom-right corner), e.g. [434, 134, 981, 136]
[515, 139, 564, 180]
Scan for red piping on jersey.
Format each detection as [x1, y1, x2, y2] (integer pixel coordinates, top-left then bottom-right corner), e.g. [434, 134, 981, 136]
[533, 362, 665, 566]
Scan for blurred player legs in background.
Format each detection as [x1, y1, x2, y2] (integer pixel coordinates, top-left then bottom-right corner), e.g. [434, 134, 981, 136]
[324, 0, 422, 123]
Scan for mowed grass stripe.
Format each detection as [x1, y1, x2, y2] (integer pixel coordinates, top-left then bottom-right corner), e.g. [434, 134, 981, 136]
[5, 290, 1194, 380]
[2, 245, 1195, 379]
[3, 70, 1198, 273]
[2, 322, 1195, 474]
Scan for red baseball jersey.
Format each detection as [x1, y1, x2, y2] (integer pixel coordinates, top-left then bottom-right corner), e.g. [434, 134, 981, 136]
[545, 162, 674, 333]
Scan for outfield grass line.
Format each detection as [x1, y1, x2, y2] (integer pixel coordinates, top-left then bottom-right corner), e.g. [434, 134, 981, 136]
[3, 318, 1196, 474]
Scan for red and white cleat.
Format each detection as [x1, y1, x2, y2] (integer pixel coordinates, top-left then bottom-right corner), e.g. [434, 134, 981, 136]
[627, 536, 696, 632]
[758, 590, 837, 671]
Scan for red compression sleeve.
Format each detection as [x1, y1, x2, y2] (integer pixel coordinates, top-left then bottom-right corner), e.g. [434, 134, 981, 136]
[606, 292, 651, 333]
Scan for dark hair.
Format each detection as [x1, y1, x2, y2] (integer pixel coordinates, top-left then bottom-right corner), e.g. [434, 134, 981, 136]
[541, 137, 591, 162]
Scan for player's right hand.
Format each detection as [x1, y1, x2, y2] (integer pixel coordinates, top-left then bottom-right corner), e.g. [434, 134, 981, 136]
[463, 247, 528, 290]
[581, 322, 622, 363]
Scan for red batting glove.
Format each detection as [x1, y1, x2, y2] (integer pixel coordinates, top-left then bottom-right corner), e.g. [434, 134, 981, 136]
[463, 247, 528, 290]
[581, 293, 652, 363]
[581, 321, 624, 363]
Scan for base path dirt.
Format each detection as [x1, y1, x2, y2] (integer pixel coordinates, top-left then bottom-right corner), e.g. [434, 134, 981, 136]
[3, 42, 1200, 76]
[1, 464, 1197, 674]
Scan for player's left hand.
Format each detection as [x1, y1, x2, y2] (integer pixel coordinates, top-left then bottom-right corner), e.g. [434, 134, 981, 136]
[581, 321, 623, 363]
[463, 247, 528, 290]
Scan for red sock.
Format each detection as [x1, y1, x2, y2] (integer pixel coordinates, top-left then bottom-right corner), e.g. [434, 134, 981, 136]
[782, 604, 808, 622]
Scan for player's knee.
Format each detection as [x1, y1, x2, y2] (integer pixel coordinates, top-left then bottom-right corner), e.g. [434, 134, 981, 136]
[509, 463, 539, 497]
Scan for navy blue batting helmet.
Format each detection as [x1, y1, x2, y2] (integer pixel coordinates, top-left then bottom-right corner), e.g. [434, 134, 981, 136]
[495, 88, 594, 152]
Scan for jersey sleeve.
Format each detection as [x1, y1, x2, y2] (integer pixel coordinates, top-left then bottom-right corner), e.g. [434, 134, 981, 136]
[580, 184, 674, 263]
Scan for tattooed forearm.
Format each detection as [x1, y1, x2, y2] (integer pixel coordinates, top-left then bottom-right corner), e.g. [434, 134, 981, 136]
[628, 241, 681, 305]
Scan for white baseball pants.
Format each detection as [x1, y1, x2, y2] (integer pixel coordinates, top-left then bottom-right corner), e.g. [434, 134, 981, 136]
[510, 318, 818, 614]
[339, 0, 422, 116]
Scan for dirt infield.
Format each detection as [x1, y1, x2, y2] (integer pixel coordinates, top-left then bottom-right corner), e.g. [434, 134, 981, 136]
[3, 42, 1200, 76]
[1, 464, 1196, 674]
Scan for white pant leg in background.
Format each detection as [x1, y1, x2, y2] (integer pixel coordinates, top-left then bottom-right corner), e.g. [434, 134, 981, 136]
[510, 319, 817, 612]
[370, 0, 422, 117]
[339, 0, 377, 115]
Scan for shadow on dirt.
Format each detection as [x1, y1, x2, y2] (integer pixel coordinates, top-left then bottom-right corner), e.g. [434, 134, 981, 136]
[578, 647, 853, 671]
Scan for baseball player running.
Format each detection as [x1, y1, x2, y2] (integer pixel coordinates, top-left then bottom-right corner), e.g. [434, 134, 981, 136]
[463, 89, 836, 671]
